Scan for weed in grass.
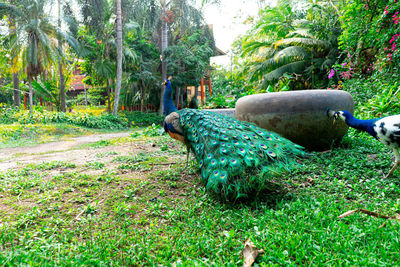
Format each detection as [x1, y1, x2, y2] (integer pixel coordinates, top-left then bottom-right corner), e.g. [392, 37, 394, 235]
[85, 161, 105, 169]
[84, 139, 112, 148]
[27, 160, 76, 170]
[95, 151, 118, 158]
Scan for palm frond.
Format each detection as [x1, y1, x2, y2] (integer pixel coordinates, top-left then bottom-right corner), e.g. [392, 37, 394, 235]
[261, 61, 306, 83]
[274, 37, 329, 50]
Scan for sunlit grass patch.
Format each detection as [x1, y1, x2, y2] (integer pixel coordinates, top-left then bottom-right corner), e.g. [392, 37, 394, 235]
[26, 160, 77, 170]
[0, 123, 91, 148]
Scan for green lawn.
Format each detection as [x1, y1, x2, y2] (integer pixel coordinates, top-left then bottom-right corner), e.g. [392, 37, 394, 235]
[0, 129, 399, 265]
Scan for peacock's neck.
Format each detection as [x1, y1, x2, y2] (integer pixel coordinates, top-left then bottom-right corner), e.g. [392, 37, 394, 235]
[163, 81, 177, 116]
[345, 116, 377, 137]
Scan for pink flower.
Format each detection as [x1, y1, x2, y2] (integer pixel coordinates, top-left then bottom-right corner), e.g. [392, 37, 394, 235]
[384, 6, 389, 14]
[392, 43, 397, 51]
[341, 63, 347, 67]
[328, 69, 335, 79]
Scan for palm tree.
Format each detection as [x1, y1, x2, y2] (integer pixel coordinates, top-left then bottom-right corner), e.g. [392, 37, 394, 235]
[113, 0, 123, 116]
[58, 0, 66, 112]
[2, 0, 61, 114]
[1, 0, 21, 106]
[240, 0, 341, 90]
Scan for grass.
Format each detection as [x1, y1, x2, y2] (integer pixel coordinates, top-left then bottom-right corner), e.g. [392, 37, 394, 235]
[0, 123, 93, 148]
[0, 130, 399, 265]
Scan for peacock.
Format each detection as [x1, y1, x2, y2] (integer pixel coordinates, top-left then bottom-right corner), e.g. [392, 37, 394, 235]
[163, 76, 305, 200]
[327, 109, 400, 178]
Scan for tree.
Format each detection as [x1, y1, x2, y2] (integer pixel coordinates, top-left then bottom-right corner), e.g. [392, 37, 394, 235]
[58, 0, 66, 112]
[1, 0, 61, 113]
[113, 0, 123, 116]
[1, 0, 21, 106]
[159, 0, 168, 115]
[239, 0, 341, 90]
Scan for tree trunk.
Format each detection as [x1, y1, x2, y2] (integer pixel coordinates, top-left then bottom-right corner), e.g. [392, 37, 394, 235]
[28, 77, 33, 114]
[106, 78, 112, 113]
[8, 1, 20, 107]
[113, 0, 123, 116]
[159, 5, 168, 115]
[58, 0, 66, 112]
[141, 80, 146, 112]
[12, 72, 20, 107]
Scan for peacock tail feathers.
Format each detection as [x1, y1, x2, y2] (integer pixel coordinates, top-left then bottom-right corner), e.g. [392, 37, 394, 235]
[176, 109, 305, 201]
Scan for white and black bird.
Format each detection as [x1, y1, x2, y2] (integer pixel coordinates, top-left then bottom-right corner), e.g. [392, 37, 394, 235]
[327, 109, 400, 178]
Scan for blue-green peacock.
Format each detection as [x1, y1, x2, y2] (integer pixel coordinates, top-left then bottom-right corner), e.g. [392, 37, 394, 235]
[163, 76, 305, 200]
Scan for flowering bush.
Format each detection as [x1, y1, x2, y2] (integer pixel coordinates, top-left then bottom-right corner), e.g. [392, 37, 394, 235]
[339, 0, 400, 73]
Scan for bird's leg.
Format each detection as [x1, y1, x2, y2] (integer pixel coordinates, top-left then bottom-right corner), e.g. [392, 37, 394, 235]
[185, 145, 190, 166]
[385, 149, 400, 179]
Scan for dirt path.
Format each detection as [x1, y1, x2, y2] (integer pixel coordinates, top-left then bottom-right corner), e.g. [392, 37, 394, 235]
[0, 132, 133, 172]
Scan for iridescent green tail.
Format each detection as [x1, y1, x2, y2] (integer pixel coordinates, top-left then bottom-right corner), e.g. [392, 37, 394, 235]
[177, 109, 305, 201]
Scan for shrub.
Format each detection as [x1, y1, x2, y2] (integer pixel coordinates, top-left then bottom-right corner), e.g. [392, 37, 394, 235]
[0, 108, 129, 130]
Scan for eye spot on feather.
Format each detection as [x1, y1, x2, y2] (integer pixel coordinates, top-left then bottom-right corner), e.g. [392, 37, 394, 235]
[220, 171, 227, 180]
[259, 143, 267, 149]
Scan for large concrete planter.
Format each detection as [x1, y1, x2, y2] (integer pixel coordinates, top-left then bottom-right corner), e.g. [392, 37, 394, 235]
[235, 90, 354, 151]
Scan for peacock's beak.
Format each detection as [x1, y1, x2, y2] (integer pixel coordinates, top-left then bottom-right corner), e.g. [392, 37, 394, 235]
[326, 109, 337, 125]
[326, 108, 336, 118]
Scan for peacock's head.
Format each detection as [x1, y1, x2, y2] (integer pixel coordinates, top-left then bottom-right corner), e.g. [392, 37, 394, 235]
[326, 109, 349, 124]
[162, 74, 174, 86]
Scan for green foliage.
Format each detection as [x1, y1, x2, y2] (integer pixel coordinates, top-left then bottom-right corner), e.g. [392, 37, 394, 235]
[0, 107, 129, 129]
[32, 79, 60, 109]
[341, 72, 400, 119]
[0, 130, 400, 265]
[166, 29, 215, 89]
[235, 0, 341, 91]
[338, 0, 400, 73]
[123, 111, 163, 127]
[0, 123, 88, 148]
[207, 67, 248, 108]
[131, 124, 165, 138]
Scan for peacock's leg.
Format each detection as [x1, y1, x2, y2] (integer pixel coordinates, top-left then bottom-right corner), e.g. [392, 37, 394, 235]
[385, 149, 400, 178]
[186, 145, 190, 166]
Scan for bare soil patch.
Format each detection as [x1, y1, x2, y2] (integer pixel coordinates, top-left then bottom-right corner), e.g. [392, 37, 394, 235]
[0, 132, 133, 172]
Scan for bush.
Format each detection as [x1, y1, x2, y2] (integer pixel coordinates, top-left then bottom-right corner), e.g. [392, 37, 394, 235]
[0, 107, 129, 130]
[341, 72, 400, 119]
[122, 111, 163, 127]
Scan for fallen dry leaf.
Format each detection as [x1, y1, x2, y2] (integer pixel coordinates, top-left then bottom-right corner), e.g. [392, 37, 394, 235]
[339, 208, 400, 222]
[338, 209, 359, 218]
[243, 238, 264, 267]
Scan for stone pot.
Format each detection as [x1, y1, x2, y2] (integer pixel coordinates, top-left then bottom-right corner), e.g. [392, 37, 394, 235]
[235, 90, 354, 151]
